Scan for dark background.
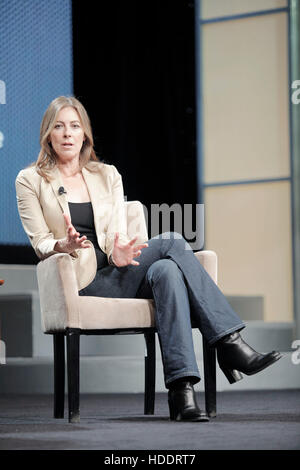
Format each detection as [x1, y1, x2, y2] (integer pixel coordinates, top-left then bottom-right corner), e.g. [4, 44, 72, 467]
[1, 0, 198, 265]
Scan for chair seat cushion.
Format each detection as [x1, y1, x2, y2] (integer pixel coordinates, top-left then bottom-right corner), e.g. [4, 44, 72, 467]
[77, 297, 155, 330]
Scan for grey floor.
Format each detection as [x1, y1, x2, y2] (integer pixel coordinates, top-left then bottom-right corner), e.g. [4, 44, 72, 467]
[0, 390, 299, 450]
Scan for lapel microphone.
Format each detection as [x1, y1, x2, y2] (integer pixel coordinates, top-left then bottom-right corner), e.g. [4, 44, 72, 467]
[58, 186, 67, 196]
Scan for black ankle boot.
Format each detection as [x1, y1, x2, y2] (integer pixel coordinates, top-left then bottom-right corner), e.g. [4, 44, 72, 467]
[216, 331, 282, 384]
[168, 380, 209, 422]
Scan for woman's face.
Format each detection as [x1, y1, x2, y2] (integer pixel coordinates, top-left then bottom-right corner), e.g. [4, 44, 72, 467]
[49, 106, 85, 164]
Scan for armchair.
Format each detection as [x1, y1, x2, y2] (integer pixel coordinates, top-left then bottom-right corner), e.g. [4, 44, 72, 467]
[36, 201, 217, 423]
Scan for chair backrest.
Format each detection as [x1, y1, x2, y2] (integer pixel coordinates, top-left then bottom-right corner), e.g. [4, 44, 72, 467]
[125, 201, 148, 243]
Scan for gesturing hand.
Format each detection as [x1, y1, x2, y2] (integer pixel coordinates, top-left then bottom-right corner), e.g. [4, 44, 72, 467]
[63, 214, 90, 252]
[111, 232, 148, 267]
[60, 213, 91, 253]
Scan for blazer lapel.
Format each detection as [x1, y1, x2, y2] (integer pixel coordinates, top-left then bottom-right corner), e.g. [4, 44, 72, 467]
[82, 166, 113, 242]
[82, 166, 98, 207]
[48, 166, 70, 216]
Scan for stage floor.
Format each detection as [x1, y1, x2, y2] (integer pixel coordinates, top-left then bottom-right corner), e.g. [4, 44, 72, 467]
[0, 390, 299, 450]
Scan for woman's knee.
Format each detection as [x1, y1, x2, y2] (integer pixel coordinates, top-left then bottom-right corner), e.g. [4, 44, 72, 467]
[149, 231, 192, 258]
[146, 258, 182, 284]
[162, 231, 193, 252]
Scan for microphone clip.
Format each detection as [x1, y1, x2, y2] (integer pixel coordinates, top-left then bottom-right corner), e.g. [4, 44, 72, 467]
[58, 186, 67, 196]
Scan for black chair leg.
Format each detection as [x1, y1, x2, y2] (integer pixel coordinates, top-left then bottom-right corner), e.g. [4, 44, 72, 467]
[53, 333, 65, 418]
[66, 328, 80, 423]
[202, 338, 217, 418]
[144, 331, 156, 415]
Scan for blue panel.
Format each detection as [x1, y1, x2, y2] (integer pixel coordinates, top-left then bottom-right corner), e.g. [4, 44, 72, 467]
[0, 0, 73, 245]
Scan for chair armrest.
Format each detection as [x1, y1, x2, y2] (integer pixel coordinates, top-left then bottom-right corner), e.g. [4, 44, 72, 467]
[194, 250, 218, 285]
[36, 253, 79, 332]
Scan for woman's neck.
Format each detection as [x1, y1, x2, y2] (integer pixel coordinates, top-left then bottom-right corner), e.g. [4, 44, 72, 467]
[57, 159, 80, 178]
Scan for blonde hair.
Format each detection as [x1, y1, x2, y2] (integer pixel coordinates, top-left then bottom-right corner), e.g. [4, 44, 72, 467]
[32, 96, 100, 181]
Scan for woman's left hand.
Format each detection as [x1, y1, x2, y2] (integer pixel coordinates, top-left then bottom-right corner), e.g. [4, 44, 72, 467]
[111, 233, 148, 267]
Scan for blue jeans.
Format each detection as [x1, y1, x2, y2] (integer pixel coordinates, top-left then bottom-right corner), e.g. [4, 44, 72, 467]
[79, 232, 245, 387]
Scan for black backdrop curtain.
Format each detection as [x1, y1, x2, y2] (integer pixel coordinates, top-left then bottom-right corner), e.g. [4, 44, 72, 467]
[73, 0, 198, 240]
[1, 0, 198, 264]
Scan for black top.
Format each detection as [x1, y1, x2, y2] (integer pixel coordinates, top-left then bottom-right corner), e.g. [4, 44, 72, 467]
[68, 201, 108, 270]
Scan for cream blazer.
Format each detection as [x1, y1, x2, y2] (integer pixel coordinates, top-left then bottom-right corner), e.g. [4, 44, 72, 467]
[15, 162, 133, 291]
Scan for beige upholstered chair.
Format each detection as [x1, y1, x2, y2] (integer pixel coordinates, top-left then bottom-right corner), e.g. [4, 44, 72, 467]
[36, 201, 217, 423]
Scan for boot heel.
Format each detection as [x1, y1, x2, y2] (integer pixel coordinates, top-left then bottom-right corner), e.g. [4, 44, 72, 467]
[168, 398, 176, 421]
[221, 367, 243, 384]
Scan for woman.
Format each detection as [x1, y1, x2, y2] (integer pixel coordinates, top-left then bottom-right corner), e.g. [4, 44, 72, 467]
[16, 96, 282, 422]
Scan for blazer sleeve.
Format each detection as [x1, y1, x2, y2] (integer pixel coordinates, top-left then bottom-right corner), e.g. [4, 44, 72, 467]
[105, 165, 131, 260]
[15, 171, 63, 260]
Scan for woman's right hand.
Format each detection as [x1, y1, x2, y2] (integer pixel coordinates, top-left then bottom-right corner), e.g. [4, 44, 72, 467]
[55, 213, 91, 254]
